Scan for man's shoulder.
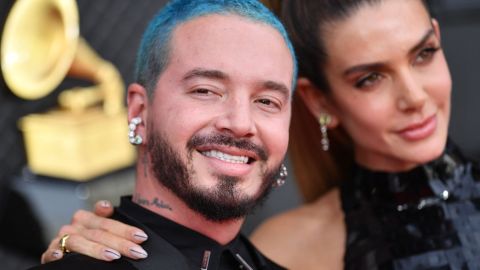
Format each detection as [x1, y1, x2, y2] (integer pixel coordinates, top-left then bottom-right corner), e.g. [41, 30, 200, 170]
[28, 254, 136, 270]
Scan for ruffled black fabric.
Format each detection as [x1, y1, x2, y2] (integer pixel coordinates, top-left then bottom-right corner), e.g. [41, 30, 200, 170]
[341, 143, 480, 270]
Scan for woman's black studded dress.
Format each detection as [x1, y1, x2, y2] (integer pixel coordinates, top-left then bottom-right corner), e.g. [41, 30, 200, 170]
[341, 143, 480, 270]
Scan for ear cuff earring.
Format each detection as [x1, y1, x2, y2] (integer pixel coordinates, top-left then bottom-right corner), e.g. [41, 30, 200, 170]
[273, 164, 288, 187]
[319, 113, 331, 151]
[129, 117, 143, 145]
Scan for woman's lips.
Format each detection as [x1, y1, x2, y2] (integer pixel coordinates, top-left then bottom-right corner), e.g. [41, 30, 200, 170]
[398, 114, 437, 141]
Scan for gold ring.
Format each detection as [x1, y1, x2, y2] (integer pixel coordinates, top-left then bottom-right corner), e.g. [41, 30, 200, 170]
[59, 234, 70, 253]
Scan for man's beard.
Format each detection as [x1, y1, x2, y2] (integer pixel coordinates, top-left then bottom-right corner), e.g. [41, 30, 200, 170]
[147, 129, 281, 222]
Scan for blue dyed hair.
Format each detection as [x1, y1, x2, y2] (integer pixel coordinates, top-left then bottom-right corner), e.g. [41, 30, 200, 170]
[134, 0, 298, 98]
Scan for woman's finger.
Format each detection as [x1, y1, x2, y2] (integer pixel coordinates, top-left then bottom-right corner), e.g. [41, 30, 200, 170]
[81, 228, 148, 259]
[41, 235, 64, 264]
[72, 209, 148, 244]
[57, 233, 122, 262]
[93, 200, 114, 217]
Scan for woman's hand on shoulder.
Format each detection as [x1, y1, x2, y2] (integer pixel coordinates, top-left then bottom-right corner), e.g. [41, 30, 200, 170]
[41, 200, 149, 264]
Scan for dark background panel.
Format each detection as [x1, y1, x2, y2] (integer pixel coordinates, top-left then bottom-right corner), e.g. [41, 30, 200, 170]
[433, 5, 480, 160]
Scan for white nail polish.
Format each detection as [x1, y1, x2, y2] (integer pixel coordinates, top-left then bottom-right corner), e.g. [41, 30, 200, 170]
[130, 246, 148, 259]
[104, 249, 121, 260]
[52, 250, 62, 259]
[133, 231, 148, 241]
[100, 200, 111, 208]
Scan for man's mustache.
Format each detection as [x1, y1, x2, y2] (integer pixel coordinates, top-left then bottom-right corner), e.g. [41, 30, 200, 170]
[187, 133, 268, 161]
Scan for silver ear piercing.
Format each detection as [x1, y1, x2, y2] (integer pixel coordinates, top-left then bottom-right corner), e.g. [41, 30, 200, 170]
[273, 164, 288, 187]
[128, 117, 143, 145]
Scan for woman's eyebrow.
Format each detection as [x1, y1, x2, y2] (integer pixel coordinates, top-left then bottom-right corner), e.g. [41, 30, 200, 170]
[408, 28, 435, 55]
[343, 28, 436, 77]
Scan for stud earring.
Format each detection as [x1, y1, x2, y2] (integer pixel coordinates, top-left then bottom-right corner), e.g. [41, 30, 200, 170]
[128, 117, 143, 145]
[273, 164, 288, 187]
[319, 113, 331, 151]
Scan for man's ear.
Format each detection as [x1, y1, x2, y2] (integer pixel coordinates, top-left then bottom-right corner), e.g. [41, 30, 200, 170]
[296, 77, 339, 128]
[127, 83, 148, 141]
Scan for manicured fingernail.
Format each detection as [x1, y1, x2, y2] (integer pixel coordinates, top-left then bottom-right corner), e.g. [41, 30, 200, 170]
[104, 248, 121, 260]
[133, 231, 148, 241]
[100, 200, 111, 208]
[129, 246, 148, 259]
[52, 250, 62, 259]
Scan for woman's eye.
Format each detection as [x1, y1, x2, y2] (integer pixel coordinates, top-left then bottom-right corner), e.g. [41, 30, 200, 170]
[355, 72, 382, 89]
[414, 47, 439, 65]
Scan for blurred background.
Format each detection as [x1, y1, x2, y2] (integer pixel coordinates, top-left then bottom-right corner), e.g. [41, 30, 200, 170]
[0, 0, 479, 268]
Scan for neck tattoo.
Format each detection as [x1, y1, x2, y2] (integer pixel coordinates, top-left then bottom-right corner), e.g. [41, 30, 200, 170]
[134, 194, 173, 211]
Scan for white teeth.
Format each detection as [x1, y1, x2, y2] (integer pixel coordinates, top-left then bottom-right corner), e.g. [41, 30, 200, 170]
[202, 150, 249, 164]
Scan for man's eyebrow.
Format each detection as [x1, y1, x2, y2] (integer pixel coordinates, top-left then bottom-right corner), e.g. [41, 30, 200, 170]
[343, 28, 436, 77]
[182, 68, 229, 81]
[262, 80, 290, 98]
[182, 68, 290, 97]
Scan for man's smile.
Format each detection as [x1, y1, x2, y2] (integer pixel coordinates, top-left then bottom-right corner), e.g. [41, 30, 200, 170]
[192, 143, 263, 178]
[201, 150, 250, 164]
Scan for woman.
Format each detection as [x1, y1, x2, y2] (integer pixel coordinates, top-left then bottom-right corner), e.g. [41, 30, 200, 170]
[42, 0, 480, 269]
[252, 0, 456, 269]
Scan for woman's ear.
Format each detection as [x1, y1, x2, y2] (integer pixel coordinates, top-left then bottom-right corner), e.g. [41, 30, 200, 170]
[296, 77, 339, 128]
[432, 18, 441, 41]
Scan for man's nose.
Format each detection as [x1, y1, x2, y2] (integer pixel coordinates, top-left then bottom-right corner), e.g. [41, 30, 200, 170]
[214, 97, 256, 138]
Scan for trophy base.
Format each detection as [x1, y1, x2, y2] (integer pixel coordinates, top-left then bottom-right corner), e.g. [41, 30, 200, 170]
[20, 108, 136, 181]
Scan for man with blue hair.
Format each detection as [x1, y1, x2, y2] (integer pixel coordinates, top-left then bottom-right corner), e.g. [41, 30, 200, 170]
[32, 0, 296, 269]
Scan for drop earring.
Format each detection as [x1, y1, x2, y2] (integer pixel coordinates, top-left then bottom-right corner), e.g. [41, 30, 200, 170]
[319, 113, 331, 151]
[128, 117, 143, 145]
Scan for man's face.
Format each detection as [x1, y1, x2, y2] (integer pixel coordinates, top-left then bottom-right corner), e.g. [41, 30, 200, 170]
[145, 14, 294, 221]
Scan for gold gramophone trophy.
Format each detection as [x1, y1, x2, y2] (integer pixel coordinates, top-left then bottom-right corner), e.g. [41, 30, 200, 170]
[1, 0, 136, 181]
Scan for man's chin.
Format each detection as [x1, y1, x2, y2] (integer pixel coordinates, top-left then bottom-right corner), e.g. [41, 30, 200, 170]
[183, 180, 274, 222]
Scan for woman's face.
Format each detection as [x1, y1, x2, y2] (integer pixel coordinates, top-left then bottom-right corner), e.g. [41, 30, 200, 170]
[322, 0, 451, 171]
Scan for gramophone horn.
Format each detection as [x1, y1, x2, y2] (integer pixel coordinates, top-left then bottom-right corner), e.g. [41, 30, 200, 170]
[1, 0, 124, 115]
[1, 0, 79, 99]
